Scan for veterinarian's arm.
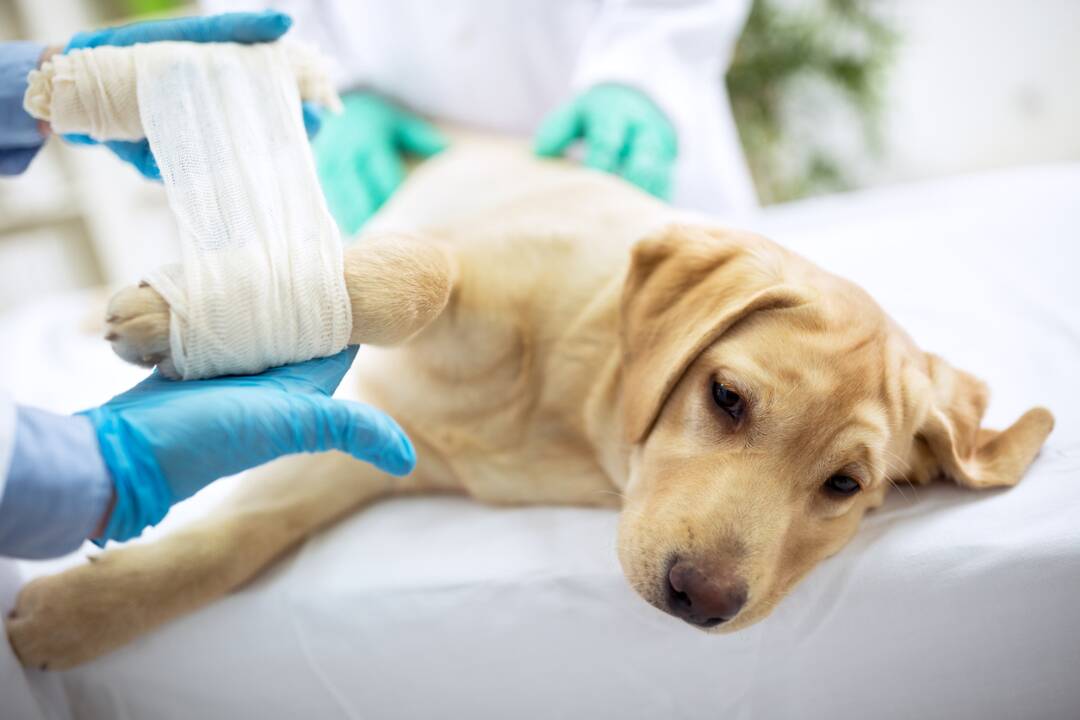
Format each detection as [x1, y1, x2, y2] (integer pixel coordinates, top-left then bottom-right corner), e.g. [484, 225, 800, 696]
[0, 406, 114, 559]
[0, 42, 48, 175]
[0, 347, 416, 559]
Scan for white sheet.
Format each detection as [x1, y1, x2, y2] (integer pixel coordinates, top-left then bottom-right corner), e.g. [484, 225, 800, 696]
[1, 164, 1078, 719]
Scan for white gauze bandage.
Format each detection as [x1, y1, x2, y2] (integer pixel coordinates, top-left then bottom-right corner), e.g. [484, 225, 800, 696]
[24, 42, 352, 379]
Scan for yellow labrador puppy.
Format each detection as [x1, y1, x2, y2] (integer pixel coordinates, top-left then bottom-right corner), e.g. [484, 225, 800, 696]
[6, 138, 1053, 669]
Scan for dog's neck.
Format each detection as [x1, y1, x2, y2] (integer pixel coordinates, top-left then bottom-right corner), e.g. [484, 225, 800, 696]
[571, 274, 633, 495]
[583, 350, 633, 494]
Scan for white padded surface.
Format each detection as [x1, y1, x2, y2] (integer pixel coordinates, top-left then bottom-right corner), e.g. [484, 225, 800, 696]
[1, 165, 1078, 719]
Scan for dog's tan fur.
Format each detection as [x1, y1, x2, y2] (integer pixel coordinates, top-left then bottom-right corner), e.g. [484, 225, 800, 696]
[5, 138, 1053, 669]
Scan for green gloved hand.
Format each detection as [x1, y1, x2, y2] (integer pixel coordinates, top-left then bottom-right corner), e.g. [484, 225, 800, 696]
[314, 92, 448, 235]
[534, 84, 677, 200]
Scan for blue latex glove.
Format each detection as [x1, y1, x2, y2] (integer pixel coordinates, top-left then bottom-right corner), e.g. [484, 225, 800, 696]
[80, 346, 415, 543]
[314, 91, 448, 235]
[61, 11, 321, 179]
[535, 84, 678, 200]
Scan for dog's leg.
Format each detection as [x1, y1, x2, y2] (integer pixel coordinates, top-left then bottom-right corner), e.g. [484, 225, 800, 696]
[5, 440, 459, 670]
[106, 232, 454, 377]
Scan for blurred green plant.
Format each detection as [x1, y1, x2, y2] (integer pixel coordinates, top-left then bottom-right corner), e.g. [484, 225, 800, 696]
[119, 0, 187, 15]
[726, 0, 898, 204]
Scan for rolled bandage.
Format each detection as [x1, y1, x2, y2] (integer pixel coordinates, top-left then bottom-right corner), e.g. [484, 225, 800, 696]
[24, 41, 341, 140]
[23, 42, 352, 380]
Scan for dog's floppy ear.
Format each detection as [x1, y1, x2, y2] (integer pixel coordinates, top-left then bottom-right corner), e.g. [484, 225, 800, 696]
[907, 354, 1054, 489]
[619, 224, 805, 444]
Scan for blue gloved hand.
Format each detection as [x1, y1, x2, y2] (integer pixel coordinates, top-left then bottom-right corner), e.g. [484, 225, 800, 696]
[80, 346, 415, 543]
[61, 11, 321, 179]
[314, 91, 448, 235]
[535, 84, 678, 200]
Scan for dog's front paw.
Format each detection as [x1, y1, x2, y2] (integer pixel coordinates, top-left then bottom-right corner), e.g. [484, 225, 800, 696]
[5, 557, 143, 670]
[105, 282, 177, 378]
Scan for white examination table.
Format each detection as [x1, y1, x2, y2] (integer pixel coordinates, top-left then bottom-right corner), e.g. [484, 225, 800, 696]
[2, 164, 1078, 719]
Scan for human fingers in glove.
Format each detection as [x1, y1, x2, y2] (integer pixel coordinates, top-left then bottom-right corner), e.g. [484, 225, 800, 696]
[313, 91, 448, 235]
[535, 84, 677, 200]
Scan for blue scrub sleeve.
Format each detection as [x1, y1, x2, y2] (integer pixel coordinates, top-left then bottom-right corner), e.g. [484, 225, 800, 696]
[0, 41, 47, 176]
[0, 406, 113, 559]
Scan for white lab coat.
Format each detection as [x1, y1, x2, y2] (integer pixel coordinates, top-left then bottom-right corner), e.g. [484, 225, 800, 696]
[203, 0, 757, 217]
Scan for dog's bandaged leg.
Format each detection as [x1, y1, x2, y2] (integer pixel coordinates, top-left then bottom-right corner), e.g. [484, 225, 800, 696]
[23, 42, 340, 140]
[23, 43, 351, 379]
[135, 44, 352, 378]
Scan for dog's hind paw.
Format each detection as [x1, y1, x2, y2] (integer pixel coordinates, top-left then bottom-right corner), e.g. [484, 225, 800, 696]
[5, 557, 140, 670]
[105, 282, 177, 378]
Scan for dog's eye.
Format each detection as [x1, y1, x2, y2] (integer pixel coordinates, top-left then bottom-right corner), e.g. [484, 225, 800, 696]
[824, 474, 861, 497]
[711, 381, 745, 421]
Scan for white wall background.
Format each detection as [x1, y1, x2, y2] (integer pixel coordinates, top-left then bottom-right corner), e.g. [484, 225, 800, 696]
[870, 0, 1080, 186]
[1, 0, 180, 312]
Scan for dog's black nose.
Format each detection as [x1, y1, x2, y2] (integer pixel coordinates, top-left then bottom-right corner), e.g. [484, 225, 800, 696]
[666, 560, 747, 628]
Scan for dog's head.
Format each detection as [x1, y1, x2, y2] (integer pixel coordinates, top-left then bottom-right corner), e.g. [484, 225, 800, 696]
[616, 225, 1053, 631]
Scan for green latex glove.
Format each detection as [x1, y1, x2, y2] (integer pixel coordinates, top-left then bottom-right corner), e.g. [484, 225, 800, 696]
[314, 92, 448, 235]
[534, 84, 677, 200]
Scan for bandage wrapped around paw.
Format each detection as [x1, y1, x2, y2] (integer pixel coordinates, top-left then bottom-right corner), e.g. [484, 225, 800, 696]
[23, 42, 352, 380]
[24, 41, 341, 140]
